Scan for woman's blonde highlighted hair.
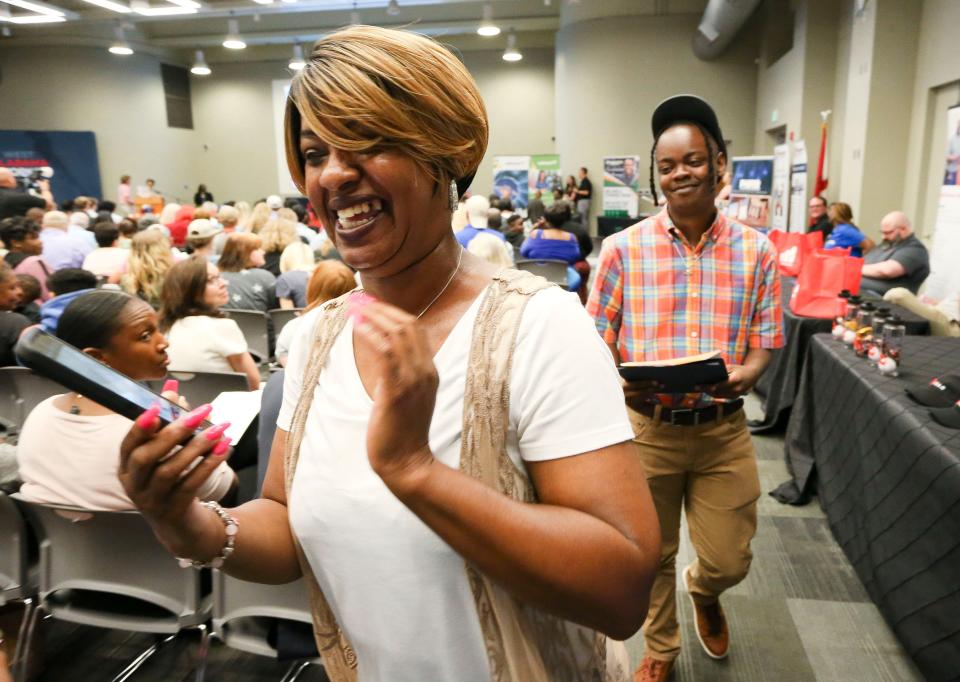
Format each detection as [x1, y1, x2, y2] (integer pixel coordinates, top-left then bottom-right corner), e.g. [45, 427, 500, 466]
[121, 230, 174, 306]
[284, 25, 488, 197]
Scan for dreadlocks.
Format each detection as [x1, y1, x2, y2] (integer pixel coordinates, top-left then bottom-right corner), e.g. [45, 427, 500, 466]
[648, 121, 723, 205]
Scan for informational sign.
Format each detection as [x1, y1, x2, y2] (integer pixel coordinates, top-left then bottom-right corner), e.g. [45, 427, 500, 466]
[926, 106, 960, 300]
[726, 156, 774, 230]
[0, 130, 102, 201]
[602, 155, 640, 217]
[493, 155, 529, 210]
[528, 154, 561, 207]
[788, 140, 808, 234]
[771, 144, 791, 232]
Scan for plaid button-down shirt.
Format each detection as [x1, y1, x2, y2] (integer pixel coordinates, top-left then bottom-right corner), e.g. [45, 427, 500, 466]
[587, 209, 784, 407]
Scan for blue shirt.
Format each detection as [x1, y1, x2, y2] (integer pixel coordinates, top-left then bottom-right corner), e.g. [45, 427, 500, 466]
[519, 230, 581, 263]
[40, 229, 90, 271]
[824, 223, 867, 257]
[455, 225, 506, 249]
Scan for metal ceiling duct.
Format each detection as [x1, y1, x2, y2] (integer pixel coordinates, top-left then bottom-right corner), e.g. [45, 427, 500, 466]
[692, 0, 762, 60]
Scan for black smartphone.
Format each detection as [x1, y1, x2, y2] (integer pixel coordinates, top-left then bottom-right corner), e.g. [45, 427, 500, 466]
[15, 326, 191, 427]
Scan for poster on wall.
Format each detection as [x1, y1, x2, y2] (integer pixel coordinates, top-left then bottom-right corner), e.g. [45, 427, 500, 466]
[771, 144, 791, 232]
[529, 154, 561, 207]
[725, 156, 774, 231]
[0, 130, 102, 202]
[602, 155, 640, 217]
[271, 80, 300, 197]
[925, 105, 960, 300]
[788, 140, 808, 233]
[493, 156, 529, 210]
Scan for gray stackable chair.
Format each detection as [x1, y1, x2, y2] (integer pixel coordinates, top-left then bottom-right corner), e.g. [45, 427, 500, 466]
[0, 492, 37, 682]
[227, 309, 271, 363]
[212, 571, 319, 682]
[514, 258, 569, 287]
[0, 367, 66, 433]
[13, 497, 212, 682]
[146, 370, 250, 407]
[268, 308, 302, 338]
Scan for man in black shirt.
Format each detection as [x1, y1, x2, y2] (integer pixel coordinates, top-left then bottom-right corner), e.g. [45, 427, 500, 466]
[576, 166, 593, 228]
[0, 168, 53, 220]
[806, 195, 831, 238]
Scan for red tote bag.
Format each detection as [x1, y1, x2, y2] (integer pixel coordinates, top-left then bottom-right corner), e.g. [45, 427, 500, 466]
[789, 249, 863, 318]
[768, 230, 824, 277]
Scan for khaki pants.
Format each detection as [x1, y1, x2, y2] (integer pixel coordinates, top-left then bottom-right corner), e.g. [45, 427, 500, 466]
[630, 408, 761, 661]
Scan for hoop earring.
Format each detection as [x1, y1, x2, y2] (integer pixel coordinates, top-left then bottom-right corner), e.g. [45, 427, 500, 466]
[449, 180, 459, 212]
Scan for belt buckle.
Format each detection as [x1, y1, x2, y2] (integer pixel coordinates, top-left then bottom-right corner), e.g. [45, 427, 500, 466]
[669, 408, 695, 426]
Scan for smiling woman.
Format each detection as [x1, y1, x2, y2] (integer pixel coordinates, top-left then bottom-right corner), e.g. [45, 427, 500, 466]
[118, 25, 660, 682]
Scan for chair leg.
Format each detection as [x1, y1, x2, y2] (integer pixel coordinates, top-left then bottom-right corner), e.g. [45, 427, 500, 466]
[193, 623, 210, 682]
[110, 633, 175, 682]
[280, 660, 312, 682]
[12, 601, 43, 682]
[10, 597, 34, 672]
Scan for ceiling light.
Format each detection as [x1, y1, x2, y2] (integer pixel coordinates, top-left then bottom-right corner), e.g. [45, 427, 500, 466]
[132, 5, 196, 15]
[80, 0, 131, 13]
[502, 32, 522, 62]
[288, 43, 305, 71]
[477, 3, 499, 36]
[222, 18, 245, 49]
[191, 49, 211, 75]
[0, 0, 64, 22]
[1, 25, 11, 36]
[108, 25, 133, 54]
[350, 9, 359, 23]
[252, 0, 272, 4]
[386, 0, 399, 17]
[0, 0, 63, 15]
[0, 13, 64, 22]
[166, 0, 200, 7]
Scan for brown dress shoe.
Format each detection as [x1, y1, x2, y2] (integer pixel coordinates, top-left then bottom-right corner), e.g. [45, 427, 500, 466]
[634, 655, 674, 682]
[683, 564, 730, 659]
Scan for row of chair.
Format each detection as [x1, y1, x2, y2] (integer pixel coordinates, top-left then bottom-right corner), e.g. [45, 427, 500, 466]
[0, 493, 319, 682]
[228, 308, 303, 364]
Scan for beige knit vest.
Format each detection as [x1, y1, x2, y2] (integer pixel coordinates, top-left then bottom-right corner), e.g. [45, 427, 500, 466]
[283, 269, 630, 682]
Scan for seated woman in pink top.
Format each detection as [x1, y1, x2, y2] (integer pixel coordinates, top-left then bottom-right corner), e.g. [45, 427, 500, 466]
[17, 290, 236, 509]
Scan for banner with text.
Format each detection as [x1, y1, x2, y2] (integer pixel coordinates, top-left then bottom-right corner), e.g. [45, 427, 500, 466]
[926, 106, 960, 300]
[602, 155, 640, 217]
[788, 140, 808, 233]
[0, 130, 102, 201]
[771, 144, 791, 232]
[493, 155, 530, 210]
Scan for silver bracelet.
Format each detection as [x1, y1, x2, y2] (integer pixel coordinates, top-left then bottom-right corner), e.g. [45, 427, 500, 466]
[176, 501, 239, 569]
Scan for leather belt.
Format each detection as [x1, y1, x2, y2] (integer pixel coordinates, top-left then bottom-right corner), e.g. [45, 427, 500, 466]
[633, 398, 744, 426]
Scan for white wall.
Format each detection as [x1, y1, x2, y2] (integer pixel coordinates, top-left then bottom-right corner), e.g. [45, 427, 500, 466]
[555, 11, 759, 229]
[0, 46, 201, 205]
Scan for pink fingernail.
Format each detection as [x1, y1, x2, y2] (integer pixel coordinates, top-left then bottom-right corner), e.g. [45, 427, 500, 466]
[180, 403, 212, 429]
[136, 402, 161, 430]
[212, 439, 231, 456]
[204, 422, 231, 441]
[162, 379, 179, 394]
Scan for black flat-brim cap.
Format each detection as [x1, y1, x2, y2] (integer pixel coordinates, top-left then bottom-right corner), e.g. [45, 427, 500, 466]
[930, 401, 960, 429]
[905, 374, 960, 408]
[651, 94, 727, 155]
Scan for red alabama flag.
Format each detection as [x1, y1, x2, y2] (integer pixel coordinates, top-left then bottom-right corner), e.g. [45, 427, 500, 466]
[814, 116, 829, 197]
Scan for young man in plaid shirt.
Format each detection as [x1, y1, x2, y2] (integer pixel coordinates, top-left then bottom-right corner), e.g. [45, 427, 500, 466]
[587, 95, 784, 682]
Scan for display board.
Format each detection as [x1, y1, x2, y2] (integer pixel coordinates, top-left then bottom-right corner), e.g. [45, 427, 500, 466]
[788, 140, 808, 233]
[771, 144, 791, 232]
[602, 155, 640, 218]
[492, 155, 530, 210]
[726, 155, 774, 230]
[528, 154, 561, 207]
[271, 79, 300, 197]
[0, 130, 102, 201]
[926, 105, 960, 300]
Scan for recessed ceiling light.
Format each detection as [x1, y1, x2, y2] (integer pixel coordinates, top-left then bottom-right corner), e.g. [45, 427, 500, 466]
[502, 32, 522, 62]
[191, 49, 211, 75]
[288, 43, 305, 70]
[386, 0, 399, 17]
[108, 26, 133, 55]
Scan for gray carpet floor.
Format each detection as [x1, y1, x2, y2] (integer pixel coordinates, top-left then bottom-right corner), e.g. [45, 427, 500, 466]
[15, 395, 923, 681]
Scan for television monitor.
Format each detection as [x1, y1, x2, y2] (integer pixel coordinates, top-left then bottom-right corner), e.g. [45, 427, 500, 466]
[730, 156, 774, 196]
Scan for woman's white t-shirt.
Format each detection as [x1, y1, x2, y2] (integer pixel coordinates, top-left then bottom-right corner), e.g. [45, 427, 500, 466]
[166, 315, 248, 375]
[279, 286, 633, 682]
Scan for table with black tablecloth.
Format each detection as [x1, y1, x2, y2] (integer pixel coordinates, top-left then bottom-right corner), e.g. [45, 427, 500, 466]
[596, 215, 649, 238]
[779, 334, 960, 680]
[751, 278, 930, 433]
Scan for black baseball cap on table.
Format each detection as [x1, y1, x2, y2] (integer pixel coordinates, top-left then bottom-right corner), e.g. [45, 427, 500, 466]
[905, 374, 960, 408]
[929, 401, 960, 429]
[651, 94, 727, 155]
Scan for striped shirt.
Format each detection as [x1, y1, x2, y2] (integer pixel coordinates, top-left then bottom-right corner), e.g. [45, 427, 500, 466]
[587, 209, 784, 407]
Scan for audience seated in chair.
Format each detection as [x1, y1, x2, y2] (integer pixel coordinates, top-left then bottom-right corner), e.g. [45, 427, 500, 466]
[0, 215, 53, 301]
[259, 216, 301, 277]
[860, 211, 930, 296]
[17, 289, 237, 508]
[467, 231, 513, 270]
[218, 232, 278, 313]
[520, 203, 584, 294]
[113, 229, 175, 309]
[161, 256, 261, 389]
[39, 267, 98, 333]
[82, 221, 128, 278]
[276, 241, 316, 309]
[0, 262, 28, 367]
[823, 202, 874, 258]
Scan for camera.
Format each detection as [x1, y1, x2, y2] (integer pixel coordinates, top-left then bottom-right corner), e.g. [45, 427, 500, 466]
[14, 167, 53, 195]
